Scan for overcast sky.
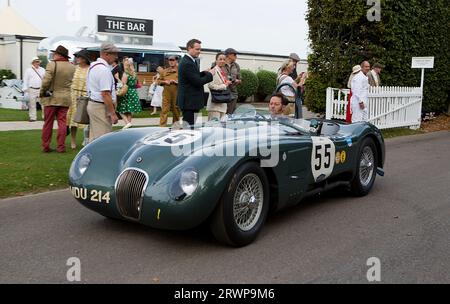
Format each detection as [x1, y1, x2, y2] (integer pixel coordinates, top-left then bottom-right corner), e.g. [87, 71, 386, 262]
[2, 0, 310, 58]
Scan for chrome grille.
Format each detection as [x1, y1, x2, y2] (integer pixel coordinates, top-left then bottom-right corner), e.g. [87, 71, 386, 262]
[115, 168, 148, 221]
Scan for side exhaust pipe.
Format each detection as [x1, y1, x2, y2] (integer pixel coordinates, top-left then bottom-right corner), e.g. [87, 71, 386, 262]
[377, 168, 385, 177]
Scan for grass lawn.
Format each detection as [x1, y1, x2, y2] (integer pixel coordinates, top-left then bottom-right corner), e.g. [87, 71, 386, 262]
[0, 108, 44, 122]
[381, 128, 424, 139]
[0, 130, 84, 198]
[0, 108, 209, 122]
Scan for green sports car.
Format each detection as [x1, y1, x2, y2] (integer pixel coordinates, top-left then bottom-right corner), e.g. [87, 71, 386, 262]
[69, 112, 385, 247]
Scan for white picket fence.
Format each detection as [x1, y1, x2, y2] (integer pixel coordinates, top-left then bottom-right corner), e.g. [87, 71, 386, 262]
[326, 86, 423, 129]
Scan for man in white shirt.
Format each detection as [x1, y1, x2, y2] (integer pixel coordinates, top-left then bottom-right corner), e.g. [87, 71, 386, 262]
[23, 57, 45, 121]
[86, 43, 120, 142]
[351, 61, 371, 123]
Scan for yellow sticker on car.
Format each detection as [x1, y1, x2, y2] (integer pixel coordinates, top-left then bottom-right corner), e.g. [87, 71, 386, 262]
[341, 151, 347, 164]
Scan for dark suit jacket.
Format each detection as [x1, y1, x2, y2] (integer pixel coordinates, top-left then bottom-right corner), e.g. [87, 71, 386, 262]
[177, 55, 213, 111]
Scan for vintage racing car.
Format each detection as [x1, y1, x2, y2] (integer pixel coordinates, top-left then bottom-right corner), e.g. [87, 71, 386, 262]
[69, 111, 385, 247]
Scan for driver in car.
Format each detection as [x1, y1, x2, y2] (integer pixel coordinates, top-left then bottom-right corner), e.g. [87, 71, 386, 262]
[269, 93, 290, 117]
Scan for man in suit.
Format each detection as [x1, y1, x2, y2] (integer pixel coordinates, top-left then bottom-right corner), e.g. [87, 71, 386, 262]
[177, 39, 213, 126]
[40, 45, 76, 153]
[368, 63, 383, 87]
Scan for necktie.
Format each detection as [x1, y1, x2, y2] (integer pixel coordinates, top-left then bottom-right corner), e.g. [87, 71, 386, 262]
[195, 59, 200, 71]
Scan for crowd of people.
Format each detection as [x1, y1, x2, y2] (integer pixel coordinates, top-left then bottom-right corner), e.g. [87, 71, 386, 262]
[22, 40, 310, 153]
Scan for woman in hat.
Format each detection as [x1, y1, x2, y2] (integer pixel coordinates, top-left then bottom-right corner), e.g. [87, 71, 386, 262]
[68, 50, 90, 150]
[346, 65, 362, 124]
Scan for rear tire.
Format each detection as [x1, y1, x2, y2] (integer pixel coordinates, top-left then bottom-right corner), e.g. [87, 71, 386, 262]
[351, 138, 378, 196]
[211, 162, 270, 247]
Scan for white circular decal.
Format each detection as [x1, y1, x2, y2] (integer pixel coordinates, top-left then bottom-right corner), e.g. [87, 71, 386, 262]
[311, 137, 336, 182]
[143, 130, 202, 147]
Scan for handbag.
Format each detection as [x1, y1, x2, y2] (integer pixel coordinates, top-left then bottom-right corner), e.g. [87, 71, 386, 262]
[210, 67, 232, 104]
[73, 96, 90, 124]
[211, 88, 232, 104]
[117, 83, 128, 97]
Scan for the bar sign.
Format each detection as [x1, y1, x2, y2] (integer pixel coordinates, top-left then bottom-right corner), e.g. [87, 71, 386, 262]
[98, 15, 153, 37]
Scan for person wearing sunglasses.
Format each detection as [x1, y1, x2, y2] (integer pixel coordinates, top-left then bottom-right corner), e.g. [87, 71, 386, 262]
[156, 56, 181, 127]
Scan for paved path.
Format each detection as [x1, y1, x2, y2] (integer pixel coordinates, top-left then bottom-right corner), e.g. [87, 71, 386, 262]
[0, 131, 449, 283]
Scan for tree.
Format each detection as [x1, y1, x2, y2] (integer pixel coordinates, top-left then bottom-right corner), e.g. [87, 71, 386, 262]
[306, 0, 450, 114]
[237, 70, 259, 102]
[256, 70, 277, 101]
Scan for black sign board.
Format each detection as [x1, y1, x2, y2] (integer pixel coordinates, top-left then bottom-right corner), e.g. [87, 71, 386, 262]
[98, 15, 153, 37]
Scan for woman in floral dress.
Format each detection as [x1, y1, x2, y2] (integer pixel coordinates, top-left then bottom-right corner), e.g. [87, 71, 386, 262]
[117, 58, 142, 129]
[68, 50, 90, 150]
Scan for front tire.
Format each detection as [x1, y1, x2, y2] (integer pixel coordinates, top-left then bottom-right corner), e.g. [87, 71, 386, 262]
[211, 162, 270, 247]
[351, 138, 378, 196]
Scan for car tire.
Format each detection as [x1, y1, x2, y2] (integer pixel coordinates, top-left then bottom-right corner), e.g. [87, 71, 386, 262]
[350, 137, 378, 197]
[210, 162, 270, 247]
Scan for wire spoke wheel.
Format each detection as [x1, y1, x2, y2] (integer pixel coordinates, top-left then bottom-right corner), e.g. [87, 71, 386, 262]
[359, 146, 375, 187]
[233, 174, 264, 232]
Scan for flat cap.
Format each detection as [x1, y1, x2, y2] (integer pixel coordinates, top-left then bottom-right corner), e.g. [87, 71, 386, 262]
[100, 43, 120, 53]
[373, 63, 385, 69]
[224, 48, 238, 55]
[289, 53, 301, 62]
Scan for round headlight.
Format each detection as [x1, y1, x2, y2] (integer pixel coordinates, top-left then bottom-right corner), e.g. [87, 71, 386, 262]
[70, 154, 91, 180]
[179, 168, 199, 197]
[78, 154, 91, 175]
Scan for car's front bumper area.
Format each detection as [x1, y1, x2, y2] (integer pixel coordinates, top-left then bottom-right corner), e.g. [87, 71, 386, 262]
[69, 180, 221, 231]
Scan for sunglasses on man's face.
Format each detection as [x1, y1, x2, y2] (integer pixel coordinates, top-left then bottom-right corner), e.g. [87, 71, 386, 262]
[169, 58, 177, 61]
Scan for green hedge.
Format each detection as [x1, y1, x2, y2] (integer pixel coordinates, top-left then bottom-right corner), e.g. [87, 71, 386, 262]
[0, 70, 16, 80]
[256, 70, 277, 101]
[306, 0, 450, 113]
[237, 69, 259, 102]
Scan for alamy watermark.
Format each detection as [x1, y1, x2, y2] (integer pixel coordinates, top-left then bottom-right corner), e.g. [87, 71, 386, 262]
[66, 0, 81, 22]
[367, 0, 381, 22]
[66, 257, 81, 282]
[141, 112, 286, 168]
[367, 257, 381, 282]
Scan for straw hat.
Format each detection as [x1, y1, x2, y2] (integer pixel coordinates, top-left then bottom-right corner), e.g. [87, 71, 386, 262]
[352, 65, 362, 74]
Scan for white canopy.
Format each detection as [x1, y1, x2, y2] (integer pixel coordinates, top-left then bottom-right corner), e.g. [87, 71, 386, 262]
[0, 6, 43, 37]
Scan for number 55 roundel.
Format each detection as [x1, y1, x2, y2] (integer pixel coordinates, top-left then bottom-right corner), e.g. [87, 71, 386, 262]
[311, 137, 336, 182]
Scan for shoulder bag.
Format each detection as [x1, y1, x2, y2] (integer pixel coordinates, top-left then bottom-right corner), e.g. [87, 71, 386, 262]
[210, 68, 232, 104]
[73, 63, 105, 124]
[117, 73, 129, 97]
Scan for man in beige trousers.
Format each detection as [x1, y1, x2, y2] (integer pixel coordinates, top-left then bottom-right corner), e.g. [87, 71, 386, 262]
[23, 57, 45, 122]
[86, 43, 120, 142]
